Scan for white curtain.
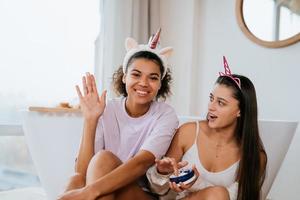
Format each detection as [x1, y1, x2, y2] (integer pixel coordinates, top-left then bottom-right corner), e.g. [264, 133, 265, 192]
[95, 0, 203, 116]
[0, 0, 99, 124]
[159, 0, 203, 116]
[95, 0, 160, 98]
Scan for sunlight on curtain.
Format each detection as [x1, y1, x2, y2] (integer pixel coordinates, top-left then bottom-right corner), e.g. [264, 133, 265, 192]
[0, 0, 100, 123]
[0, 0, 100, 124]
[0, 0, 100, 192]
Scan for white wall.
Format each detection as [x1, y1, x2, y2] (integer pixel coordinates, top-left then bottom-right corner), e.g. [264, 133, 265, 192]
[159, 0, 195, 115]
[160, 0, 300, 199]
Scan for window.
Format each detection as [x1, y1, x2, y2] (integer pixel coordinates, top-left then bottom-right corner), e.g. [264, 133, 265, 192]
[0, 0, 100, 124]
[0, 0, 100, 192]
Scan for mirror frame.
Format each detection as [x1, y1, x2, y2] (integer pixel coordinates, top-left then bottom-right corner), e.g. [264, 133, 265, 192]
[236, 0, 300, 48]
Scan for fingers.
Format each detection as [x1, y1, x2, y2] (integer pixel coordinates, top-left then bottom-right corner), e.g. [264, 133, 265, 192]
[85, 72, 93, 93]
[82, 76, 88, 96]
[156, 157, 173, 166]
[75, 85, 83, 99]
[91, 74, 98, 96]
[100, 90, 107, 104]
[168, 163, 200, 193]
[169, 178, 195, 192]
[183, 165, 200, 188]
[80, 72, 100, 97]
[171, 159, 179, 176]
[178, 182, 191, 190]
[169, 181, 184, 193]
[157, 157, 178, 175]
[177, 160, 188, 169]
[169, 181, 190, 192]
[162, 157, 178, 175]
[192, 164, 200, 177]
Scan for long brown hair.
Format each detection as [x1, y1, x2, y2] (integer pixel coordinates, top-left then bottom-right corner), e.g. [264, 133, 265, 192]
[216, 75, 267, 200]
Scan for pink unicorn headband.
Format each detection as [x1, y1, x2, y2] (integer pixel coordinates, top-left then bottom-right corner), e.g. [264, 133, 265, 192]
[219, 56, 241, 89]
[122, 28, 173, 79]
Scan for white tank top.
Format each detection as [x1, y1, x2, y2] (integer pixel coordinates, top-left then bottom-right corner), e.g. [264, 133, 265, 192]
[181, 121, 239, 190]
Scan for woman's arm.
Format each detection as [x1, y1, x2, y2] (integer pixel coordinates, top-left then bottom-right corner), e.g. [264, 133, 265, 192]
[146, 123, 195, 194]
[75, 73, 106, 176]
[165, 124, 188, 160]
[75, 119, 98, 175]
[165, 122, 197, 167]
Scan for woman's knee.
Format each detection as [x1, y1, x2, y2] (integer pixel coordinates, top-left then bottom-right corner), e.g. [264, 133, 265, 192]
[86, 150, 122, 181]
[201, 186, 230, 200]
[89, 150, 122, 169]
[65, 173, 86, 191]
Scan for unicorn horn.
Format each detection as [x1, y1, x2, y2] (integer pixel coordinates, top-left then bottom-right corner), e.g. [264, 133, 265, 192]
[149, 28, 161, 49]
[223, 56, 231, 74]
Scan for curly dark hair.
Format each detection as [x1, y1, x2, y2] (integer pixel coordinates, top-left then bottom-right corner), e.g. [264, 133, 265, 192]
[112, 51, 172, 100]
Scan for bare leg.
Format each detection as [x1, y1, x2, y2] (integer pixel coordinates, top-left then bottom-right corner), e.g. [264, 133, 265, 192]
[86, 150, 121, 200]
[86, 150, 153, 200]
[115, 183, 154, 200]
[64, 172, 86, 192]
[183, 186, 230, 200]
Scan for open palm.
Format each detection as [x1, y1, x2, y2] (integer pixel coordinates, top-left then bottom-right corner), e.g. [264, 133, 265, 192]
[76, 72, 106, 120]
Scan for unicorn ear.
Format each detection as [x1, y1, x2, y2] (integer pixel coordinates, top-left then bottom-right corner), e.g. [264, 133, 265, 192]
[125, 37, 138, 51]
[159, 47, 173, 58]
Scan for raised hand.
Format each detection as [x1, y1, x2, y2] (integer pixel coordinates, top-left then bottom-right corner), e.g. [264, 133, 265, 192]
[156, 157, 188, 175]
[76, 72, 106, 121]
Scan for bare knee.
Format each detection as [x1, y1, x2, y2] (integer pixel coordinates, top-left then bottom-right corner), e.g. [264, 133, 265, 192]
[202, 186, 229, 200]
[90, 150, 122, 169]
[65, 173, 86, 191]
[86, 150, 122, 184]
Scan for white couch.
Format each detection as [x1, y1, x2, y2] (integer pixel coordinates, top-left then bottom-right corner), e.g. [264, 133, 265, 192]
[22, 111, 298, 200]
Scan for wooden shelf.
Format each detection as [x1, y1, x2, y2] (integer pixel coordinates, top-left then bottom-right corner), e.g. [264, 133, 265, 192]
[28, 107, 81, 113]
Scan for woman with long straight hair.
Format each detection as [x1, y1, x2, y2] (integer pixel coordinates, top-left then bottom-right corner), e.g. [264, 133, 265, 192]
[147, 56, 267, 200]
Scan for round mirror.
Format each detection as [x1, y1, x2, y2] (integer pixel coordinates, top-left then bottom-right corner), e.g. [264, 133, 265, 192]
[236, 0, 300, 48]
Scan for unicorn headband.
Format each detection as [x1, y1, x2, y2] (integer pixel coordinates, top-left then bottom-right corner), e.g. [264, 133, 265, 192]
[219, 56, 241, 89]
[122, 28, 173, 79]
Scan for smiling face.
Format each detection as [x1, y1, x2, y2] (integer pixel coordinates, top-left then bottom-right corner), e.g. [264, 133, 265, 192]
[206, 84, 241, 129]
[123, 58, 162, 106]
